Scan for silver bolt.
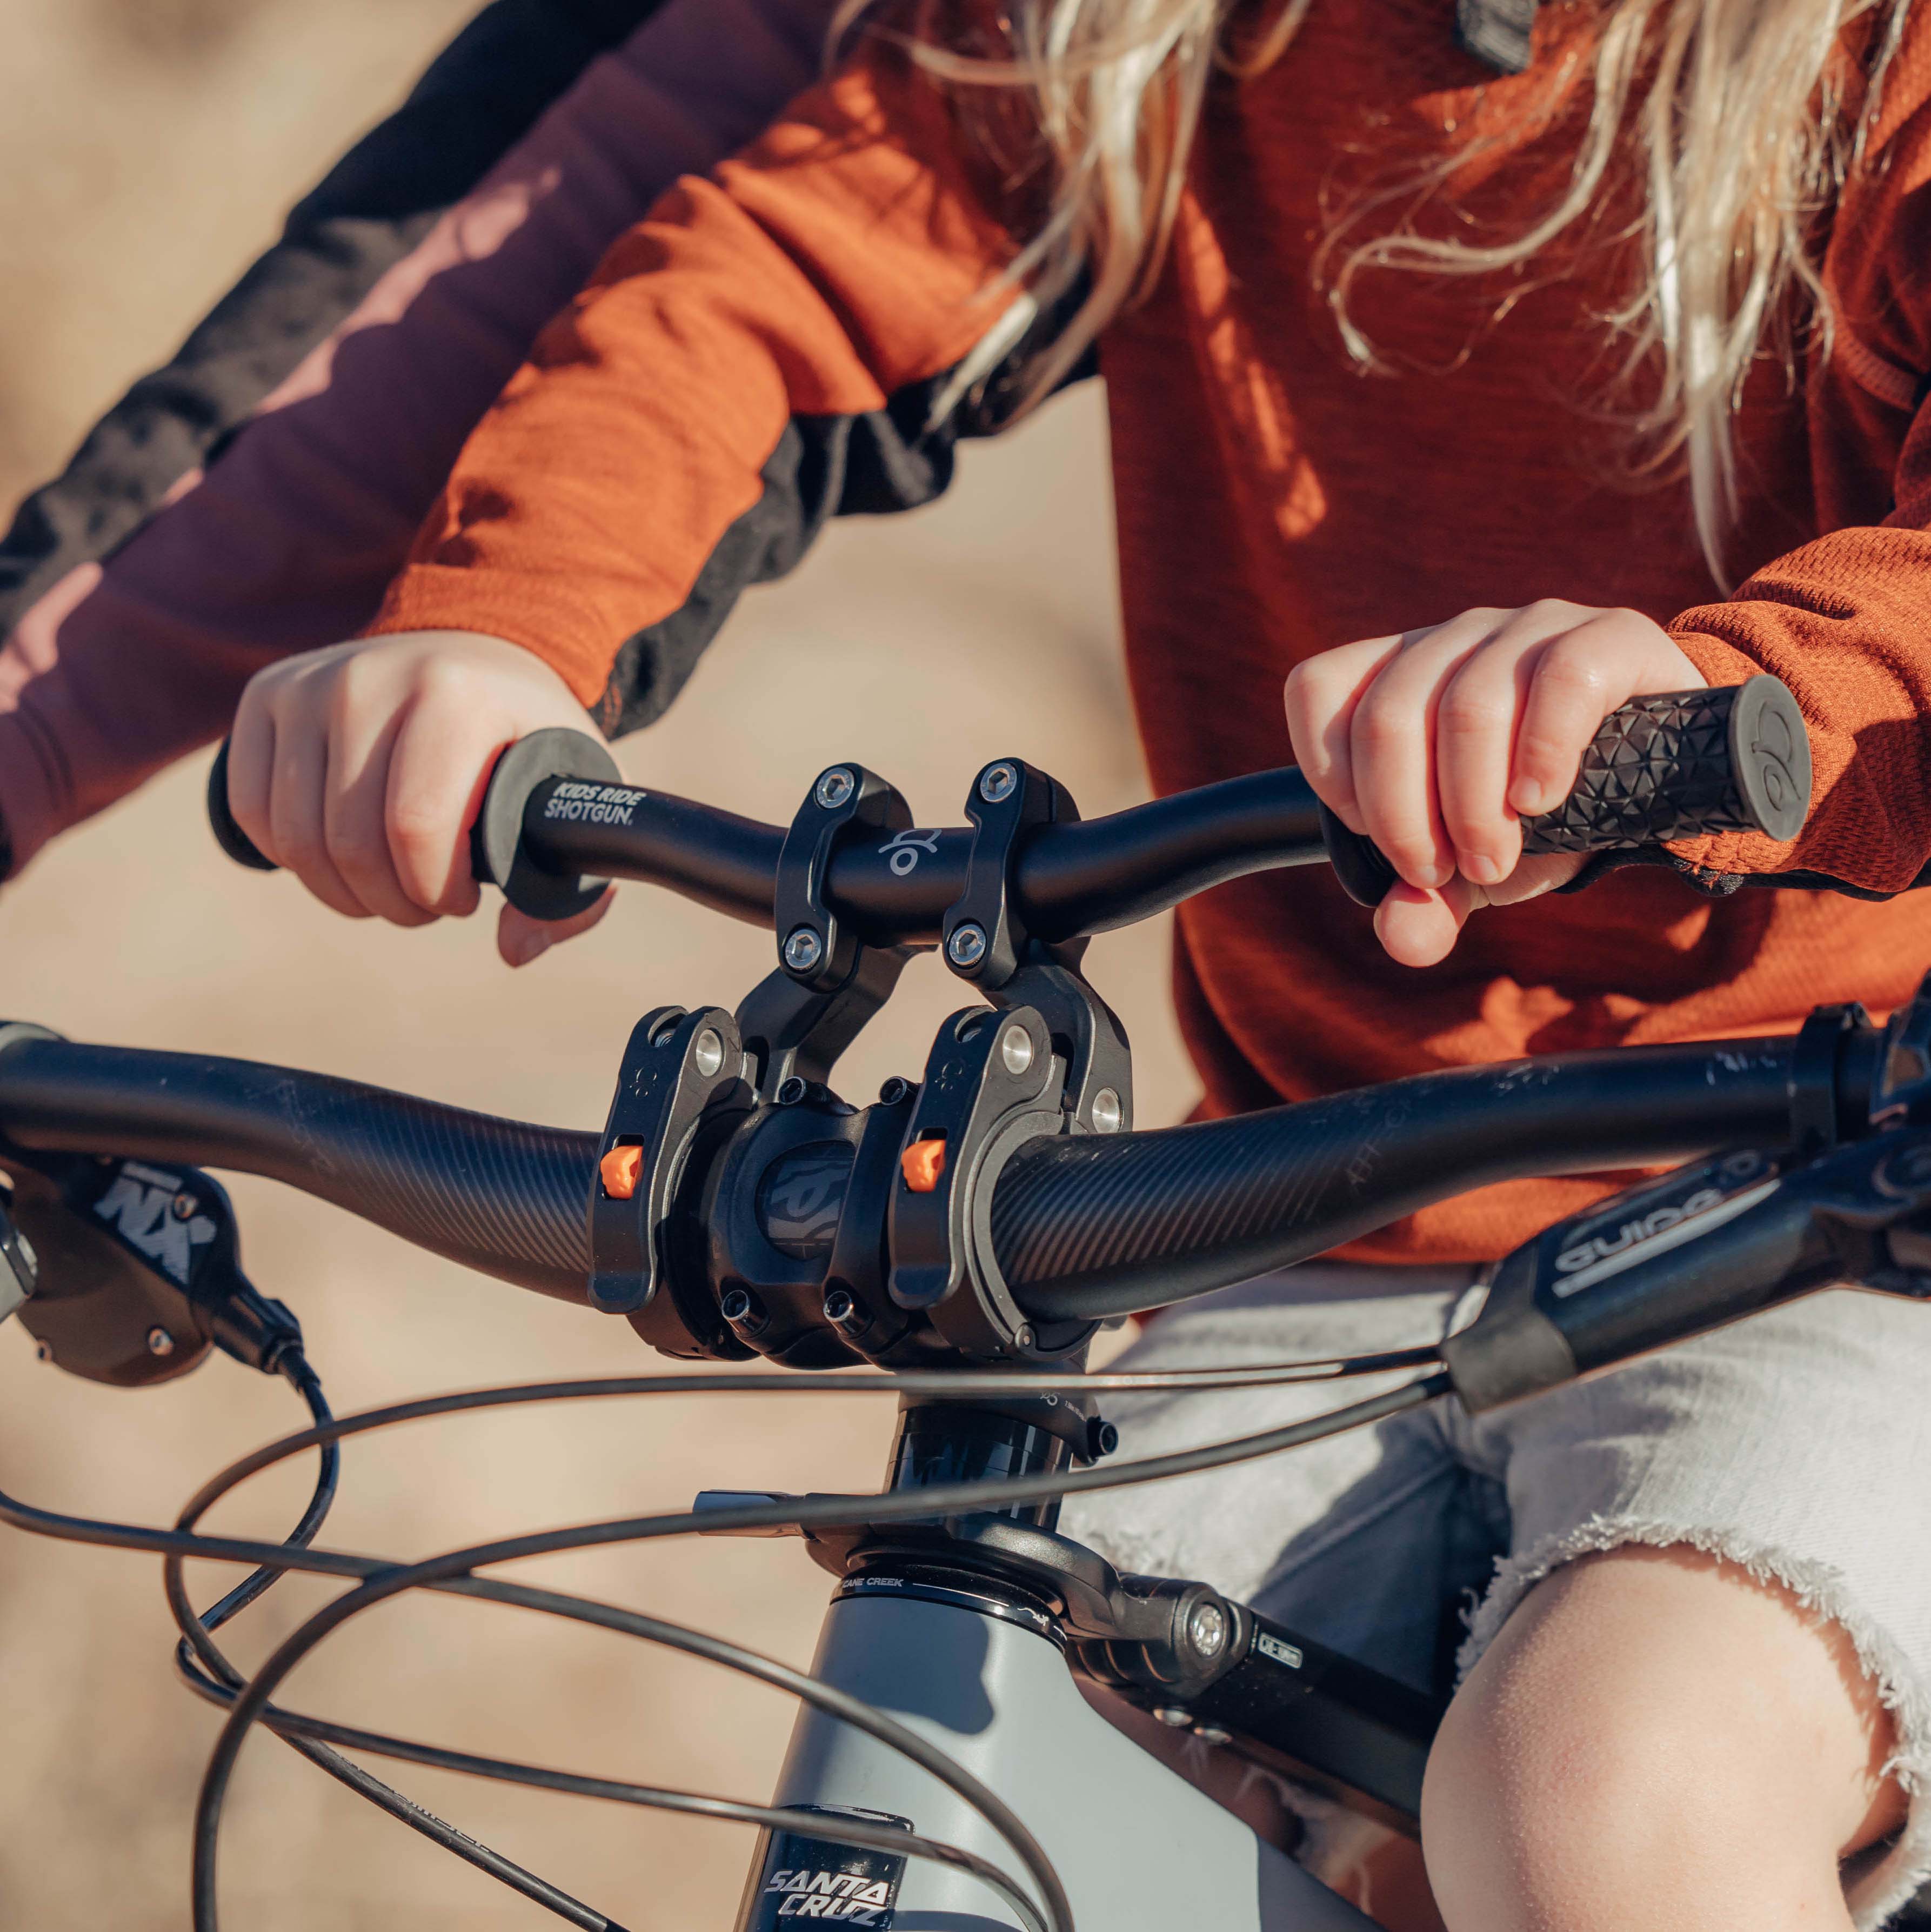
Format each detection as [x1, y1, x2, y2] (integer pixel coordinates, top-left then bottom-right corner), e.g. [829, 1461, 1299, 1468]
[1091, 1088, 1124, 1134]
[999, 1024, 1034, 1077]
[146, 1327, 176, 1358]
[1013, 1324, 1034, 1351]
[692, 1028, 725, 1078]
[1187, 1600, 1230, 1660]
[784, 926, 825, 973]
[824, 1288, 864, 1329]
[171, 1191, 198, 1221]
[947, 923, 988, 970]
[1153, 1706, 1193, 1729]
[1193, 1725, 1233, 1747]
[777, 1077, 809, 1107]
[979, 762, 1019, 804]
[815, 767, 857, 809]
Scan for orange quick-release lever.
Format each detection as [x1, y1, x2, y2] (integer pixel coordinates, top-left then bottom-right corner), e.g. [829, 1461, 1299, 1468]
[600, 1144, 645, 1201]
[901, 1137, 947, 1194]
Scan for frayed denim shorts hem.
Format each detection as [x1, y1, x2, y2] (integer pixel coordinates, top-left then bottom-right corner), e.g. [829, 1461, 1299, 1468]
[1059, 1263, 1931, 1927]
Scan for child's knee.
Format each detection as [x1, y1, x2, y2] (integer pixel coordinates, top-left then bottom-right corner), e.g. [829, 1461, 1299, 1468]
[1418, 1544, 1902, 1928]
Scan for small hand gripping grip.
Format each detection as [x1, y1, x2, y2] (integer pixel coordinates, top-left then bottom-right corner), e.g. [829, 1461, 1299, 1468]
[1318, 674, 1812, 909]
[205, 728, 621, 921]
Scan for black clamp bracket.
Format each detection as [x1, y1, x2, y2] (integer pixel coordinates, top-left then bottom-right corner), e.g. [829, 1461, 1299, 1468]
[941, 759, 1075, 992]
[735, 764, 921, 1101]
[590, 1004, 754, 1351]
[883, 763, 1138, 1359]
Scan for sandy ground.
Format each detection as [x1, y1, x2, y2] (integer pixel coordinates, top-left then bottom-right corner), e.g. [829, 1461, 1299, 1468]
[0, 4, 1194, 1926]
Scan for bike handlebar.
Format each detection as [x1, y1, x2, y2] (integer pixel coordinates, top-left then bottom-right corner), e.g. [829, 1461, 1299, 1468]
[208, 676, 1813, 931]
[0, 1027, 1843, 1323]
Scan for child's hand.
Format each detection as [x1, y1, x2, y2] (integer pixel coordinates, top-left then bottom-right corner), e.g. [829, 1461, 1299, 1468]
[228, 630, 611, 967]
[1283, 601, 1705, 968]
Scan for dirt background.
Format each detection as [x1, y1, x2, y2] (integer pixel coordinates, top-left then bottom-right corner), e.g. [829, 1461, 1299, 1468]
[0, 3, 1194, 1926]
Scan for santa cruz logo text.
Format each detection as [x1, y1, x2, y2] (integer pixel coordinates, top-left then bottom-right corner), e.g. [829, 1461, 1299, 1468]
[741, 1815, 908, 1932]
[760, 1868, 895, 1922]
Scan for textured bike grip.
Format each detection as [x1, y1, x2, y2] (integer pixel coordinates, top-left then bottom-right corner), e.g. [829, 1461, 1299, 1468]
[1320, 675, 1812, 909]
[205, 742, 278, 872]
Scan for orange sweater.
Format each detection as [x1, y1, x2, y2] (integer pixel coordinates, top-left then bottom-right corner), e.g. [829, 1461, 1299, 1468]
[373, 0, 1931, 1262]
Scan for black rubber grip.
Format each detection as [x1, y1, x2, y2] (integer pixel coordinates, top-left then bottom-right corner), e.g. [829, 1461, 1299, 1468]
[1319, 675, 1813, 908]
[206, 741, 277, 872]
[0, 1035, 596, 1302]
[992, 1035, 1803, 1322]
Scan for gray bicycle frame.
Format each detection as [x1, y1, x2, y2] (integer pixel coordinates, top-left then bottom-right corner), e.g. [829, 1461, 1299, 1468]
[734, 1583, 1379, 1932]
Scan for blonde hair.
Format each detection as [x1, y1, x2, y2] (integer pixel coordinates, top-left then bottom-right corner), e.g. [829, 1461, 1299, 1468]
[834, 0, 1906, 584]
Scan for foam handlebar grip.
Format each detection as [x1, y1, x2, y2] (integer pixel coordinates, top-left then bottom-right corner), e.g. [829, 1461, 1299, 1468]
[1319, 675, 1812, 909]
[206, 742, 277, 872]
[206, 729, 620, 922]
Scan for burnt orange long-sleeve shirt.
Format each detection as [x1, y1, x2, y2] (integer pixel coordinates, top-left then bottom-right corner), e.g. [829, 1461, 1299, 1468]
[373, 0, 1931, 1261]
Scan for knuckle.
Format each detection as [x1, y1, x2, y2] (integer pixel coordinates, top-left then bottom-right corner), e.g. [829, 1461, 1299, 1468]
[1438, 684, 1509, 742]
[1351, 698, 1412, 756]
[385, 798, 451, 865]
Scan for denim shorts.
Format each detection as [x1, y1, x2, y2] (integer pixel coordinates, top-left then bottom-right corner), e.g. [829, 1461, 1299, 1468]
[1057, 1263, 1931, 1927]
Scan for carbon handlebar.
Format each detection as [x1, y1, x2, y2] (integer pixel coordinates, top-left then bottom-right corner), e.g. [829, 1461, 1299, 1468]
[0, 1027, 1845, 1319]
[207, 676, 1813, 930]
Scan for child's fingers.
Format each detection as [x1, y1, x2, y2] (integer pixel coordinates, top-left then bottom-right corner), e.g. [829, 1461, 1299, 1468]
[498, 891, 614, 969]
[267, 716, 369, 921]
[383, 691, 497, 918]
[1432, 603, 1589, 884]
[1346, 609, 1507, 889]
[1507, 615, 1701, 815]
[1282, 631, 1407, 833]
[321, 708, 439, 928]
[1371, 880, 1472, 968]
[1371, 852, 1585, 967]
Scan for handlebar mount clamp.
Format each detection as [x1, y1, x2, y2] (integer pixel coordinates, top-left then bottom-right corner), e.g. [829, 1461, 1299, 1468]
[879, 764, 1140, 1361]
[735, 765, 923, 1101]
[590, 1004, 755, 1351]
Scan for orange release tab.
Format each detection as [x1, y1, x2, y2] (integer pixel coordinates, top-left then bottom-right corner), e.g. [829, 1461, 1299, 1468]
[901, 1138, 947, 1193]
[600, 1144, 645, 1200]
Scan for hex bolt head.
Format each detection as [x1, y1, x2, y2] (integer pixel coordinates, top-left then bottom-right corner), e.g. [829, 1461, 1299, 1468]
[947, 923, 988, 970]
[1186, 1599, 1230, 1660]
[1012, 1324, 1035, 1352]
[1087, 1417, 1121, 1460]
[720, 1288, 768, 1335]
[1193, 1725, 1233, 1747]
[776, 1076, 809, 1107]
[146, 1327, 176, 1358]
[783, 926, 825, 974]
[815, 767, 857, 810]
[999, 1024, 1035, 1077]
[171, 1191, 198, 1221]
[1090, 1087, 1124, 1134]
[979, 762, 1019, 804]
[823, 1288, 856, 1324]
[692, 1028, 726, 1078]
[878, 1076, 913, 1105]
[1153, 1706, 1194, 1729]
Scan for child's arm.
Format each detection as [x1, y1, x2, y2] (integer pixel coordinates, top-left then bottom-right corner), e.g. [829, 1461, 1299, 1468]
[1288, 81, 1931, 968]
[0, 0, 834, 885]
[226, 45, 1037, 959]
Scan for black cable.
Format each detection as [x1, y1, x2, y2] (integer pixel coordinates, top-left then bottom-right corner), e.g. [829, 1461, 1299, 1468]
[162, 1358, 627, 1932]
[165, 1669, 1048, 1932]
[0, 1354, 1444, 1932]
[177, 1350, 1444, 1510]
[190, 1373, 1448, 1932]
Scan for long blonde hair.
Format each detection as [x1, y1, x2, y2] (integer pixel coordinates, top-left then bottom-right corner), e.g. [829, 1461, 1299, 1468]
[834, 0, 1905, 583]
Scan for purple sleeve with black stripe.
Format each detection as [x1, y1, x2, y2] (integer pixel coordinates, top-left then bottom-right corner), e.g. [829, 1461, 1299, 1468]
[0, 0, 838, 880]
